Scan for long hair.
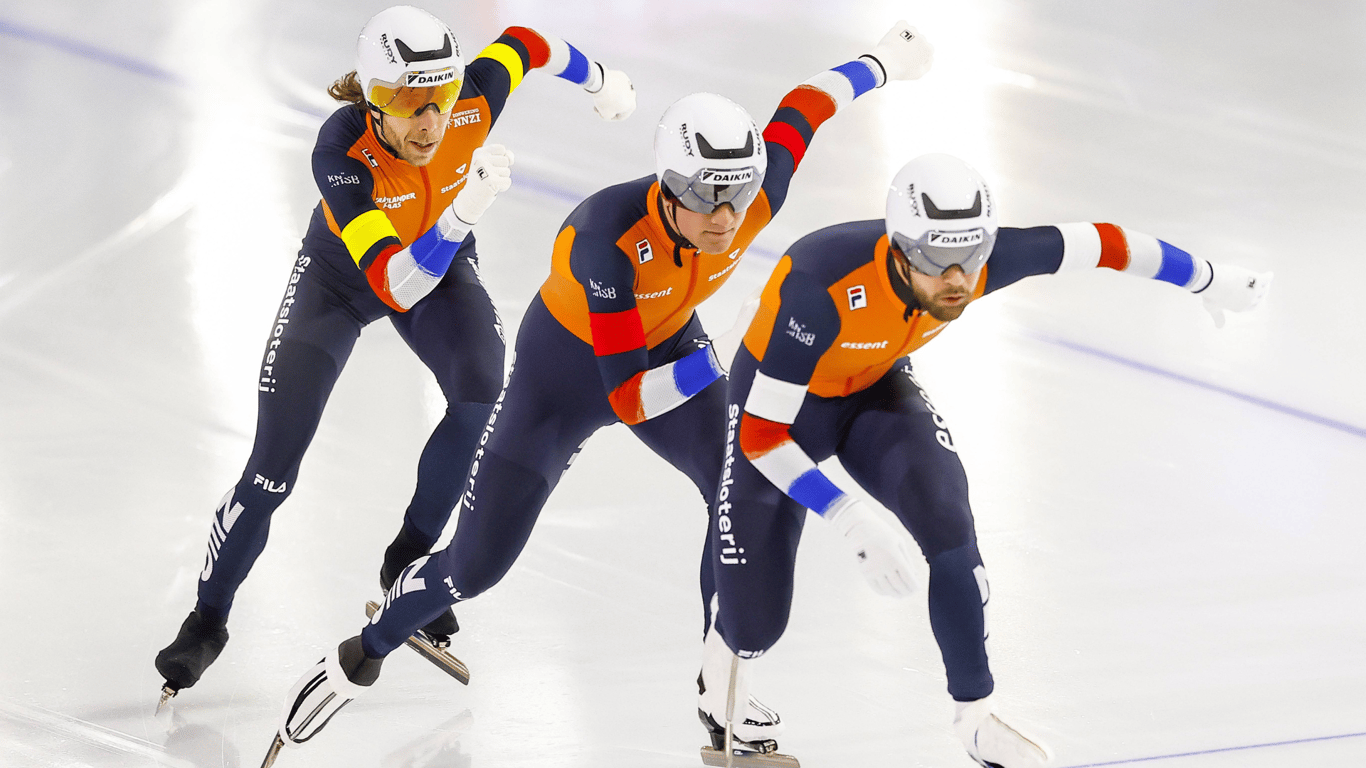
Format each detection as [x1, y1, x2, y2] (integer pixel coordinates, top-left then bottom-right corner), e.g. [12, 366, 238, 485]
[328, 71, 366, 105]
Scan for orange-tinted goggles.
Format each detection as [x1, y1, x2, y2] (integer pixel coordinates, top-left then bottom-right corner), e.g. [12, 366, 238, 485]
[367, 68, 462, 117]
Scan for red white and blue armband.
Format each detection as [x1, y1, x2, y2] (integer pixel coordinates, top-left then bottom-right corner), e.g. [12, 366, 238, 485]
[606, 343, 725, 426]
[500, 27, 606, 92]
[1055, 222, 1213, 291]
[763, 59, 882, 172]
[739, 371, 848, 516]
[368, 209, 472, 311]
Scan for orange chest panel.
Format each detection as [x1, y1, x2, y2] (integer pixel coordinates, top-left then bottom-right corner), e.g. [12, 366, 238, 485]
[324, 97, 492, 245]
[542, 185, 774, 346]
[745, 240, 989, 398]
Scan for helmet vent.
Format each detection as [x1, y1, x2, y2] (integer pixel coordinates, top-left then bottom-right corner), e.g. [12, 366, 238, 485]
[395, 34, 452, 64]
[696, 132, 754, 160]
[922, 191, 981, 220]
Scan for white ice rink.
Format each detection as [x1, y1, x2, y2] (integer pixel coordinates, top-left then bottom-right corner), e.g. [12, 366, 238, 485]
[2, 1, 1364, 766]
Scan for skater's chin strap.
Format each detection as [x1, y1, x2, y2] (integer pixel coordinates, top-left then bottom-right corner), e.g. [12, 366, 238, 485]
[657, 189, 696, 267]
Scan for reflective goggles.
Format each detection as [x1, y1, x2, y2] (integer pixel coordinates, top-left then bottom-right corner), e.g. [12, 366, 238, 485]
[660, 166, 764, 215]
[367, 68, 462, 118]
[891, 227, 996, 276]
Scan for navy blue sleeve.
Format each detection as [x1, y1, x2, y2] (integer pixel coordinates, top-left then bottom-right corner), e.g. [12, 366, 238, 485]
[982, 226, 1066, 295]
[568, 231, 647, 393]
[759, 269, 841, 386]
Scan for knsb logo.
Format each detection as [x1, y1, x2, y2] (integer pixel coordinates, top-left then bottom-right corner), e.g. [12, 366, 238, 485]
[405, 68, 456, 87]
[699, 168, 753, 185]
[928, 229, 985, 247]
[847, 285, 867, 310]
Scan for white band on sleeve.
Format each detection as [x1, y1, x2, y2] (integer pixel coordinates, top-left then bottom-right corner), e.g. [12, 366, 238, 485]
[1056, 222, 1101, 272]
[744, 371, 809, 425]
[1118, 227, 1163, 279]
[748, 441, 816, 492]
[802, 70, 857, 112]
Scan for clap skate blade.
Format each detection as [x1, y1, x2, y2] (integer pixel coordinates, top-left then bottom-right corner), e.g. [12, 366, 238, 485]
[258, 734, 284, 768]
[155, 685, 178, 715]
[700, 732, 799, 767]
[364, 601, 470, 684]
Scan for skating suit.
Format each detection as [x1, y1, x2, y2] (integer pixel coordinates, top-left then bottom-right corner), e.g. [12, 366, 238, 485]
[709, 219, 1206, 701]
[195, 27, 605, 620]
[360, 56, 899, 657]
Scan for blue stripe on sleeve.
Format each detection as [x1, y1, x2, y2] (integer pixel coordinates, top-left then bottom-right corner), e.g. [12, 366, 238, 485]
[1154, 240, 1195, 286]
[788, 469, 843, 515]
[558, 44, 590, 85]
[833, 60, 878, 98]
[409, 226, 463, 277]
[672, 345, 723, 398]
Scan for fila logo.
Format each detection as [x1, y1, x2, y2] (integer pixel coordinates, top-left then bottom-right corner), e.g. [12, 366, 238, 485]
[847, 285, 867, 310]
[361, 148, 379, 168]
[637, 239, 653, 264]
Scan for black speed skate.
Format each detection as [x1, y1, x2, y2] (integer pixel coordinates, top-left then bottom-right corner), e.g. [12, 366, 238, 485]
[155, 610, 229, 713]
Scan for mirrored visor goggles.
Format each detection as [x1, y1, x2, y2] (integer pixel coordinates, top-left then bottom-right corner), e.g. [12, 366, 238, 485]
[367, 69, 462, 118]
[891, 227, 996, 276]
[660, 166, 764, 215]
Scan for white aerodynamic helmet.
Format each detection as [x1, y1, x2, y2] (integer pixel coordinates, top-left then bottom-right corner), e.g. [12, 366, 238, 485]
[886, 153, 998, 275]
[356, 5, 464, 117]
[654, 93, 766, 214]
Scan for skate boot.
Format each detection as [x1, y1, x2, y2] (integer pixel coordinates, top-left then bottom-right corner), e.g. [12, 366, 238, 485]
[381, 529, 458, 646]
[954, 695, 1051, 768]
[261, 635, 384, 765]
[154, 610, 229, 712]
[698, 625, 796, 767]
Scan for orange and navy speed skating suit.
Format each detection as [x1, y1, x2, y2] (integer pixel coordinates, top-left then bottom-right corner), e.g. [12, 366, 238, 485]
[709, 218, 1212, 702]
[359, 55, 900, 658]
[194, 27, 611, 623]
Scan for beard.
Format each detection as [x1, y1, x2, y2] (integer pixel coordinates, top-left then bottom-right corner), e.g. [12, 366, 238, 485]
[912, 283, 971, 322]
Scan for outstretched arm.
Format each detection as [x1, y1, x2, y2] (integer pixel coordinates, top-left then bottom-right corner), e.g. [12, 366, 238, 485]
[760, 21, 934, 216]
[985, 223, 1273, 326]
[466, 27, 635, 123]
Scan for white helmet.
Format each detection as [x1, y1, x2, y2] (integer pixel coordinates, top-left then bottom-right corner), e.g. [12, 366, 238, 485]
[654, 93, 766, 214]
[886, 153, 997, 275]
[356, 6, 464, 117]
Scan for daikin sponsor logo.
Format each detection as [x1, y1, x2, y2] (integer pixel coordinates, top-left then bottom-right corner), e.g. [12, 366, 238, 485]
[699, 168, 753, 185]
[928, 229, 984, 247]
[406, 68, 457, 86]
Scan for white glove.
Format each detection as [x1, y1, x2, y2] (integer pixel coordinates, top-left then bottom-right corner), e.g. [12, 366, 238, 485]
[1195, 261, 1272, 328]
[589, 67, 635, 121]
[826, 498, 918, 597]
[446, 144, 514, 230]
[860, 21, 934, 83]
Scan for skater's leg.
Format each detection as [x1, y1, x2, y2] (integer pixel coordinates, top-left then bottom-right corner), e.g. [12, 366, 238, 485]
[387, 258, 505, 549]
[383, 258, 505, 637]
[160, 256, 366, 692]
[361, 297, 613, 658]
[838, 363, 1047, 766]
